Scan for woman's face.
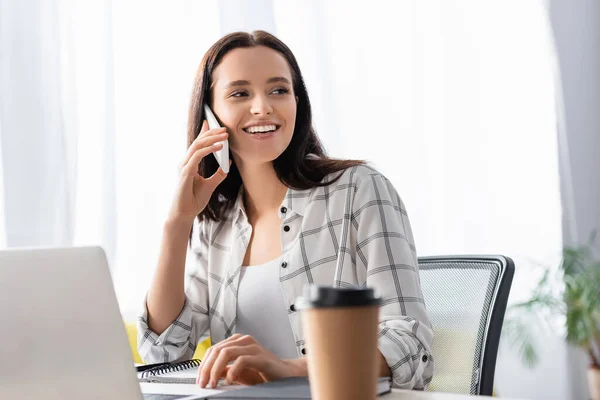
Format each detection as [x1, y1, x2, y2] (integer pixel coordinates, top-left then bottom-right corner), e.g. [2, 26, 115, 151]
[210, 46, 297, 166]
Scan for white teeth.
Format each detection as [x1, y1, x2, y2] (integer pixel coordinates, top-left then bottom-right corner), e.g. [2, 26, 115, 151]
[245, 124, 277, 134]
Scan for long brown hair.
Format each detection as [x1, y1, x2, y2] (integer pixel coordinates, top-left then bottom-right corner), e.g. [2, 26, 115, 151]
[188, 30, 365, 224]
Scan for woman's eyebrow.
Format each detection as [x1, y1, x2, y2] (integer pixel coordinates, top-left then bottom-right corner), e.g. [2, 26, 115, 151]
[223, 76, 291, 89]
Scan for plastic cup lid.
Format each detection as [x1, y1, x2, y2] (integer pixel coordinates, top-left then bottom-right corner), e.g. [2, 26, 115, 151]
[296, 285, 381, 309]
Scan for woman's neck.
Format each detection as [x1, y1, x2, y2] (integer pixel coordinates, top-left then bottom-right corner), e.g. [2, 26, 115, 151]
[236, 160, 288, 222]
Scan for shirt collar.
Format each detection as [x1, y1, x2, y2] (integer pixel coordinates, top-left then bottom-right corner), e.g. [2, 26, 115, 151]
[281, 185, 311, 217]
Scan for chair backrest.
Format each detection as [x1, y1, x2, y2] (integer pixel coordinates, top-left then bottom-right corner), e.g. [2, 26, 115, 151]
[418, 255, 514, 396]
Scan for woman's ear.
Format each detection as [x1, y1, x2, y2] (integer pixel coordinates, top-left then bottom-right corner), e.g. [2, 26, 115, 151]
[295, 96, 299, 104]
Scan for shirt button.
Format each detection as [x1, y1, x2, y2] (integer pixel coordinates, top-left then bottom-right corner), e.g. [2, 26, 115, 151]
[422, 354, 428, 363]
[281, 261, 288, 268]
[283, 225, 290, 232]
[280, 206, 287, 214]
[290, 304, 296, 312]
[301, 348, 306, 355]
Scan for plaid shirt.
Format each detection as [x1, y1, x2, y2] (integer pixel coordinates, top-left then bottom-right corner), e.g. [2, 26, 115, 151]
[138, 164, 434, 389]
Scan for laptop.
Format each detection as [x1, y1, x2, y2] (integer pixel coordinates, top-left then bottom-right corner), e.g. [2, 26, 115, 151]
[0, 246, 144, 400]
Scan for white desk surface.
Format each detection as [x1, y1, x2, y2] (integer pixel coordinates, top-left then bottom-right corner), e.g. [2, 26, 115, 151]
[140, 383, 525, 399]
[384, 389, 524, 399]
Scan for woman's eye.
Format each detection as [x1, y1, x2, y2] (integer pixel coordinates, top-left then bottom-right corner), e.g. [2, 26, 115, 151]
[230, 88, 289, 98]
[272, 88, 290, 95]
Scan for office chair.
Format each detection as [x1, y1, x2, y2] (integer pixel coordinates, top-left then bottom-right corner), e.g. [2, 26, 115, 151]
[418, 255, 514, 395]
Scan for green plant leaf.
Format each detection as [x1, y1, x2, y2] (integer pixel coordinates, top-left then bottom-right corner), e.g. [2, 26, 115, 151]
[501, 314, 539, 368]
[507, 234, 600, 368]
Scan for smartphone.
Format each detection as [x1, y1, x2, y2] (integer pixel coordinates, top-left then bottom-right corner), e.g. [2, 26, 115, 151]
[203, 104, 230, 174]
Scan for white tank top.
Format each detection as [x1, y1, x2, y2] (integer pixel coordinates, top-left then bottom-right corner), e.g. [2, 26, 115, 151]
[236, 256, 299, 360]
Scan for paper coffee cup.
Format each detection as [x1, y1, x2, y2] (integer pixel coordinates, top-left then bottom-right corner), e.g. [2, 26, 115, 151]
[297, 285, 382, 400]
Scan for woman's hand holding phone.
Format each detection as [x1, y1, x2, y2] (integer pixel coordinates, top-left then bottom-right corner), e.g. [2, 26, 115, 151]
[148, 120, 229, 336]
[167, 120, 231, 223]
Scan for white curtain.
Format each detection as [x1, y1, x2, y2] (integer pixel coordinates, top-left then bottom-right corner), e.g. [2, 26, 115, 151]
[0, 1, 564, 398]
[0, 0, 75, 247]
[273, 1, 562, 261]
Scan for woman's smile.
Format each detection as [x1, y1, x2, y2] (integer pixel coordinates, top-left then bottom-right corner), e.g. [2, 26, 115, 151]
[242, 123, 282, 140]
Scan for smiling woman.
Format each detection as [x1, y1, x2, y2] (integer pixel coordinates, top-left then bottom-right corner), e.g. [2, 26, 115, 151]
[138, 30, 434, 391]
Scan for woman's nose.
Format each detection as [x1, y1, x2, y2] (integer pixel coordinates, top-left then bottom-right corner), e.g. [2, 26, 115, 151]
[250, 94, 273, 115]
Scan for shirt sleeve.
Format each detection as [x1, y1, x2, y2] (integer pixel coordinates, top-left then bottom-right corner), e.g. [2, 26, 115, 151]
[353, 172, 434, 389]
[136, 219, 212, 363]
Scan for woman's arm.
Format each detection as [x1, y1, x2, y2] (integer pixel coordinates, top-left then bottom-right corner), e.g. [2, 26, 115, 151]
[137, 218, 212, 363]
[353, 171, 434, 389]
[146, 217, 194, 335]
[139, 121, 230, 362]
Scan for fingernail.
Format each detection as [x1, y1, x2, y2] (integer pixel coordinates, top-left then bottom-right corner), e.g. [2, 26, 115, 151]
[210, 380, 216, 388]
[198, 378, 205, 387]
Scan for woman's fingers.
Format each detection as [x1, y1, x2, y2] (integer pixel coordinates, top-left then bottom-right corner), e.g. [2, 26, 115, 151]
[225, 355, 303, 386]
[225, 355, 269, 385]
[208, 345, 260, 388]
[181, 142, 223, 177]
[223, 365, 264, 386]
[202, 334, 243, 368]
[198, 335, 256, 388]
[179, 119, 208, 170]
[197, 334, 244, 386]
[195, 333, 296, 388]
[179, 121, 228, 170]
[180, 131, 228, 171]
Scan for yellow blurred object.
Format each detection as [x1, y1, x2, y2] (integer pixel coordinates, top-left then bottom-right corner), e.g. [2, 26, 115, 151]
[427, 327, 477, 394]
[124, 321, 211, 364]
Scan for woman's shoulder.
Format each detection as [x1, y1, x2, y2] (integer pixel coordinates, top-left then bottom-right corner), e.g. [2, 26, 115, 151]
[324, 163, 390, 190]
[320, 164, 404, 209]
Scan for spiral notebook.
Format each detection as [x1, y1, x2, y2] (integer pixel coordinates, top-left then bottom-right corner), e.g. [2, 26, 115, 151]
[138, 359, 206, 384]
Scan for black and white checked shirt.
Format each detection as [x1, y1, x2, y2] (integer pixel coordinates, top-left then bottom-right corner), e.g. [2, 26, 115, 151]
[138, 164, 434, 389]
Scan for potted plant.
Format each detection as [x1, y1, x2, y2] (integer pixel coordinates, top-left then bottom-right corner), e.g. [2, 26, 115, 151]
[502, 234, 600, 399]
